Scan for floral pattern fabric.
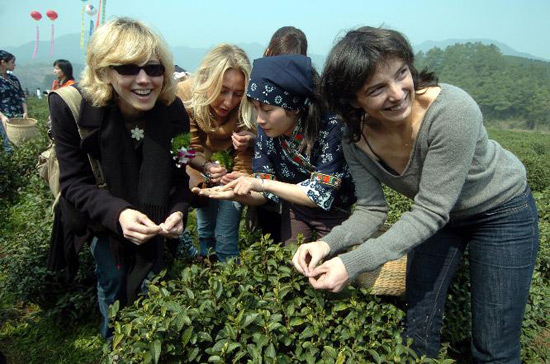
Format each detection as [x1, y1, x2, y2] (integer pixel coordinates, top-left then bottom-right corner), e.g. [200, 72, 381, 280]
[252, 114, 356, 211]
[0, 73, 25, 118]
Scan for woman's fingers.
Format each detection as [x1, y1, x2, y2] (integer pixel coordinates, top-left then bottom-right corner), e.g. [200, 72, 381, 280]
[118, 208, 161, 245]
[291, 248, 305, 274]
[291, 241, 332, 277]
[219, 178, 238, 191]
[232, 131, 255, 151]
[308, 258, 349, 292]
[160, 212, 183, 233]
[292, 244, 313, 275]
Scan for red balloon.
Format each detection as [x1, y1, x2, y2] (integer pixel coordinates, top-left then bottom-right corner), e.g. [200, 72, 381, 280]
[30, 11, 42, 21]
[46, 10, 58, 21]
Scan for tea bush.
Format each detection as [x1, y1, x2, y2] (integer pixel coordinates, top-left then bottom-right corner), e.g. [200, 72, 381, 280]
[0, 98, 97, 321]
[488, 128, 550, 192]
[106, 236, 434, 364]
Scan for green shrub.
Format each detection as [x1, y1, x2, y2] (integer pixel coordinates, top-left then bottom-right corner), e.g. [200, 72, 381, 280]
[488, 129, 550, 193]
[521, 268, 550, 362]
[0, 173, 97, 320]
[0, 137, 48, 209]
[0, 115, 97, 321]
[106, 237, 435, 364]
[519, 153, 550, 193]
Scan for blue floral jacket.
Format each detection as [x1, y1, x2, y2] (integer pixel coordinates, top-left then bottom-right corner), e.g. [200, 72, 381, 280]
[0, 73, 25, 118]
[252, 114, 356, 211]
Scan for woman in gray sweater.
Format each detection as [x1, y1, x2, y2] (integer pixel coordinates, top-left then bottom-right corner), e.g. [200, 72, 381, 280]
[292, 26, 539, 363]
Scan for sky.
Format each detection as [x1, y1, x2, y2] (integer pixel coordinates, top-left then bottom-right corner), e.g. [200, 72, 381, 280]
[1, 0, 549, 60]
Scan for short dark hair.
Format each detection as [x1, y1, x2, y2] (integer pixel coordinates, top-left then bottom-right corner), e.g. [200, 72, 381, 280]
[53, 59, 74, 82]
[321, 26, 438, 142]
[265, 26, 308, 56]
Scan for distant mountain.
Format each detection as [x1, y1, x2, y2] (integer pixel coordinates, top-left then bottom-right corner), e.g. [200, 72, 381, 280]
[6, 33, 326, 91]
[8, 33, 87, 65]
[414, 39, 548, 61]
[6, 33, 545, 91]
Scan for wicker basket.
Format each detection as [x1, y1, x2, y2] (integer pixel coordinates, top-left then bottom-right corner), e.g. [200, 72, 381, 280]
[351, 224, 407, 296]
[355, 255, 407, 296]
[5, 118, 39, 146]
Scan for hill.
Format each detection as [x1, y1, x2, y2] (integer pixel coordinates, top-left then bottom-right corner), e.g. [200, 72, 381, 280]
[415, 38, 548, 61]
[416, 42, 550, 130]
[5, 33, 326, 91]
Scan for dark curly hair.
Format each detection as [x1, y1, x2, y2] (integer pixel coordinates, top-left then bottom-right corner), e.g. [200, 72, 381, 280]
[320, 26, 438, 142]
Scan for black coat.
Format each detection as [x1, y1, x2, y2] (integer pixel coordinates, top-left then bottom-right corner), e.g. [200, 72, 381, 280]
[48, 92, 190, 294]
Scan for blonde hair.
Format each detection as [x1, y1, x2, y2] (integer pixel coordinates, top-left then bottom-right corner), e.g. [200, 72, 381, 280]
[80, 17, 176, 107]
[186, 44, 255, 130]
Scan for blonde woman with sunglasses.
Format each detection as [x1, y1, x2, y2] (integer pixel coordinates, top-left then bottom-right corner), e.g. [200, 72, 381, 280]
[49, 18, 191, 339]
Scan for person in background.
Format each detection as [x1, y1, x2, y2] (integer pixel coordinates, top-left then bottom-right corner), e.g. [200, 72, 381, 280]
[51, 59, 76, 91]
[292, 26, 539, 362]
[264, 26, 308, 57]
[177, 44, 255, 263]
[173, 65, 190, 83]
[49, 18, 190, 339]
[195, 55, 355, 246]
[0, 50, 27, 154]
[246, 25, 309, 243]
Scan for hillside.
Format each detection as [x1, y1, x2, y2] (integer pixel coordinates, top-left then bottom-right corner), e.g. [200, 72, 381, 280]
[416, 42, 550, 130]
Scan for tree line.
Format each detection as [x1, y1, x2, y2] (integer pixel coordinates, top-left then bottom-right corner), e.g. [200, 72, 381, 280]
[415, 42, 550, 130]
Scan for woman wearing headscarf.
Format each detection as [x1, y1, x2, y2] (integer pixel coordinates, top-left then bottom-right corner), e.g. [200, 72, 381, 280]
[195, 55, 355, 245]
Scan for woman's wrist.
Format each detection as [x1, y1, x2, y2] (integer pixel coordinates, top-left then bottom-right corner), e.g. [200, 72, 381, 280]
[317, 240, 331, 256]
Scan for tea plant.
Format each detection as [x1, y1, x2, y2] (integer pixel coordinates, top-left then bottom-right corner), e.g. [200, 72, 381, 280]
[107, 236, 433, 363]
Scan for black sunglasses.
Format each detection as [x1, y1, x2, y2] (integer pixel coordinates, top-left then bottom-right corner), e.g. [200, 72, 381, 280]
[112, 64, 165, 77]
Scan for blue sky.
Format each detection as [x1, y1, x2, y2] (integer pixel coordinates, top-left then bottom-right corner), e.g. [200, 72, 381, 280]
[1, 0, 549, 59]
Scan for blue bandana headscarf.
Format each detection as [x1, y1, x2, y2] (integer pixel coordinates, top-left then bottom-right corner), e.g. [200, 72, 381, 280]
[247, 55, 313, 111]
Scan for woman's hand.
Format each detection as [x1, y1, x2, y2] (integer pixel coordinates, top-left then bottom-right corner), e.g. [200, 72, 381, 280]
[308, 257, 349, 293]
[205, 162, 227, 184]
[220, 176, 263, 195]
[220, 171, 247, 185]
[22, 112, 28, 119]
[231, 131, 256, 151]
[291, 240, 331, 276]
[191, 185, 236, 200]
[118, 208, 161, 245]
[159, 211, 184, 239]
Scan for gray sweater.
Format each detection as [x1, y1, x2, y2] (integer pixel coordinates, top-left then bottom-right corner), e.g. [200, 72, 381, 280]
[323, 84, 527, 280]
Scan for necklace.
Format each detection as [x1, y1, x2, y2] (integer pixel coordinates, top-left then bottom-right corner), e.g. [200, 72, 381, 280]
[130, 126, 144, 141]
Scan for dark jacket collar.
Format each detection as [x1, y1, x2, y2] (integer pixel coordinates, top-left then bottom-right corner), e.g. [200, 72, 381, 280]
[78, 97, 185, 159]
